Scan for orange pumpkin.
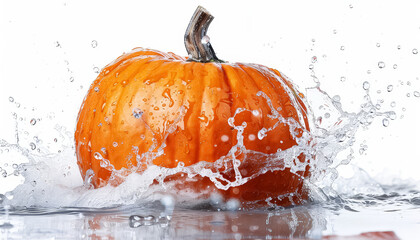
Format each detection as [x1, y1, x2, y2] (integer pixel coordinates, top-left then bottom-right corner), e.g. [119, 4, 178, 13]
[75, 6, 310, 207]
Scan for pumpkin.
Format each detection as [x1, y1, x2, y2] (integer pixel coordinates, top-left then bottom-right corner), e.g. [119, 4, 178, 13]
[75, 6, 310, 207]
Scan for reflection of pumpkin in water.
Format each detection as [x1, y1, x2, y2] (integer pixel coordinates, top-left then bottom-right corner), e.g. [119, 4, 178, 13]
[75, 6, 310, 207]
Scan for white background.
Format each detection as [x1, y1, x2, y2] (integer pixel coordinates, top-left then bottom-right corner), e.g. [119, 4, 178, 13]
[1, 0, 420, 187]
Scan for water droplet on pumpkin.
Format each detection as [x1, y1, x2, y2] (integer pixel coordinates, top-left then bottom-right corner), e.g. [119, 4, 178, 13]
[201, 35, 210, 44]
[387, 85, 393, 92]
[382, 118, 390, 127]
[94, 87, 99, 92]
[248, 134, 256, 141]
[252, 110, 259, 117]
[9, 97, 14, 102]
[94, 152, 103, 160]
[30, 118, 37, 125]
[363, 81, 370, 90]
[113, 142, 118, 147]
[258, 128, 268, 140]
[29, 142, 36, 150]
[132, 108, 143, 119]
[91, 40, 98, 48]
[378, 61, 385, 68]
[413, 48, 418, 54]
[221, 135, 229, 142]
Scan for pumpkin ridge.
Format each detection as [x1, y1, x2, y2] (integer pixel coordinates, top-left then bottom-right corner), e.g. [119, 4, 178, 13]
[235, 64, 269, 152]
[110, 60, 148, 169]
[219, 64, 236, 154]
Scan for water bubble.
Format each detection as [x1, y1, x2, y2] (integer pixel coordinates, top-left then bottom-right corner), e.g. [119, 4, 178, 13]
[387, 85, 393, 92]
[112, 142, 118, 147]
[9, 97, 14, 102]
[132, 108, 143, 119]
[332, 95, 341, 102]
[226, 198, 241, 211]
[160, 195, 175, 212]
[390, 101, 396, 107]
[413, 48, 418, 54]
[91, 40, 98, 48]
[363, 81, 370, 90]
[2, 171, 7, 178]
[30, 118, 37, 125]
[252, 110, 259, 116]
[93, 67, 100, 73]
[376, 43, 381, 47]
[15, 102, 20, 108]
[414, 91, 420, 97]
[393, 64, 398, 69]
[340, 46, 345, 51]
[29, 142, 36, 150]
[248, 134, 256, 141]
[94, 87, 99, 92]
[340, 76, 346, 82]
[388, 111, 397, 120]
[378, 61, 385, 68]
[129, 215, 144, 228]
[221, 135, 229, 142]
[382, 118, 390, 127]
[12, 164, 18, 169]
[309, 64, 314, 70]
[407, 93, 411, 97]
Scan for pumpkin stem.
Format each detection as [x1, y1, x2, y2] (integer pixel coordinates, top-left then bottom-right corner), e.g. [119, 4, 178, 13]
[184, 6, 222, 63]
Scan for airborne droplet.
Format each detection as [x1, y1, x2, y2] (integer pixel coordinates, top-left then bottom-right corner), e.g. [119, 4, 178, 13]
[378, 61, 385, 69]
[382, 118, 390, 127]
[29, 142, 36, 150]
[387, 85, 393, 92]
[30, 118, 37, 125]
[363, 81, 370, 90]
[91, 40, 98, 48]
[413, 48, 418, 54]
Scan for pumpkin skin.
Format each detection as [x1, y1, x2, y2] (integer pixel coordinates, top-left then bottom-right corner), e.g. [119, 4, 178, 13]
[75, 47, 310, 206]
